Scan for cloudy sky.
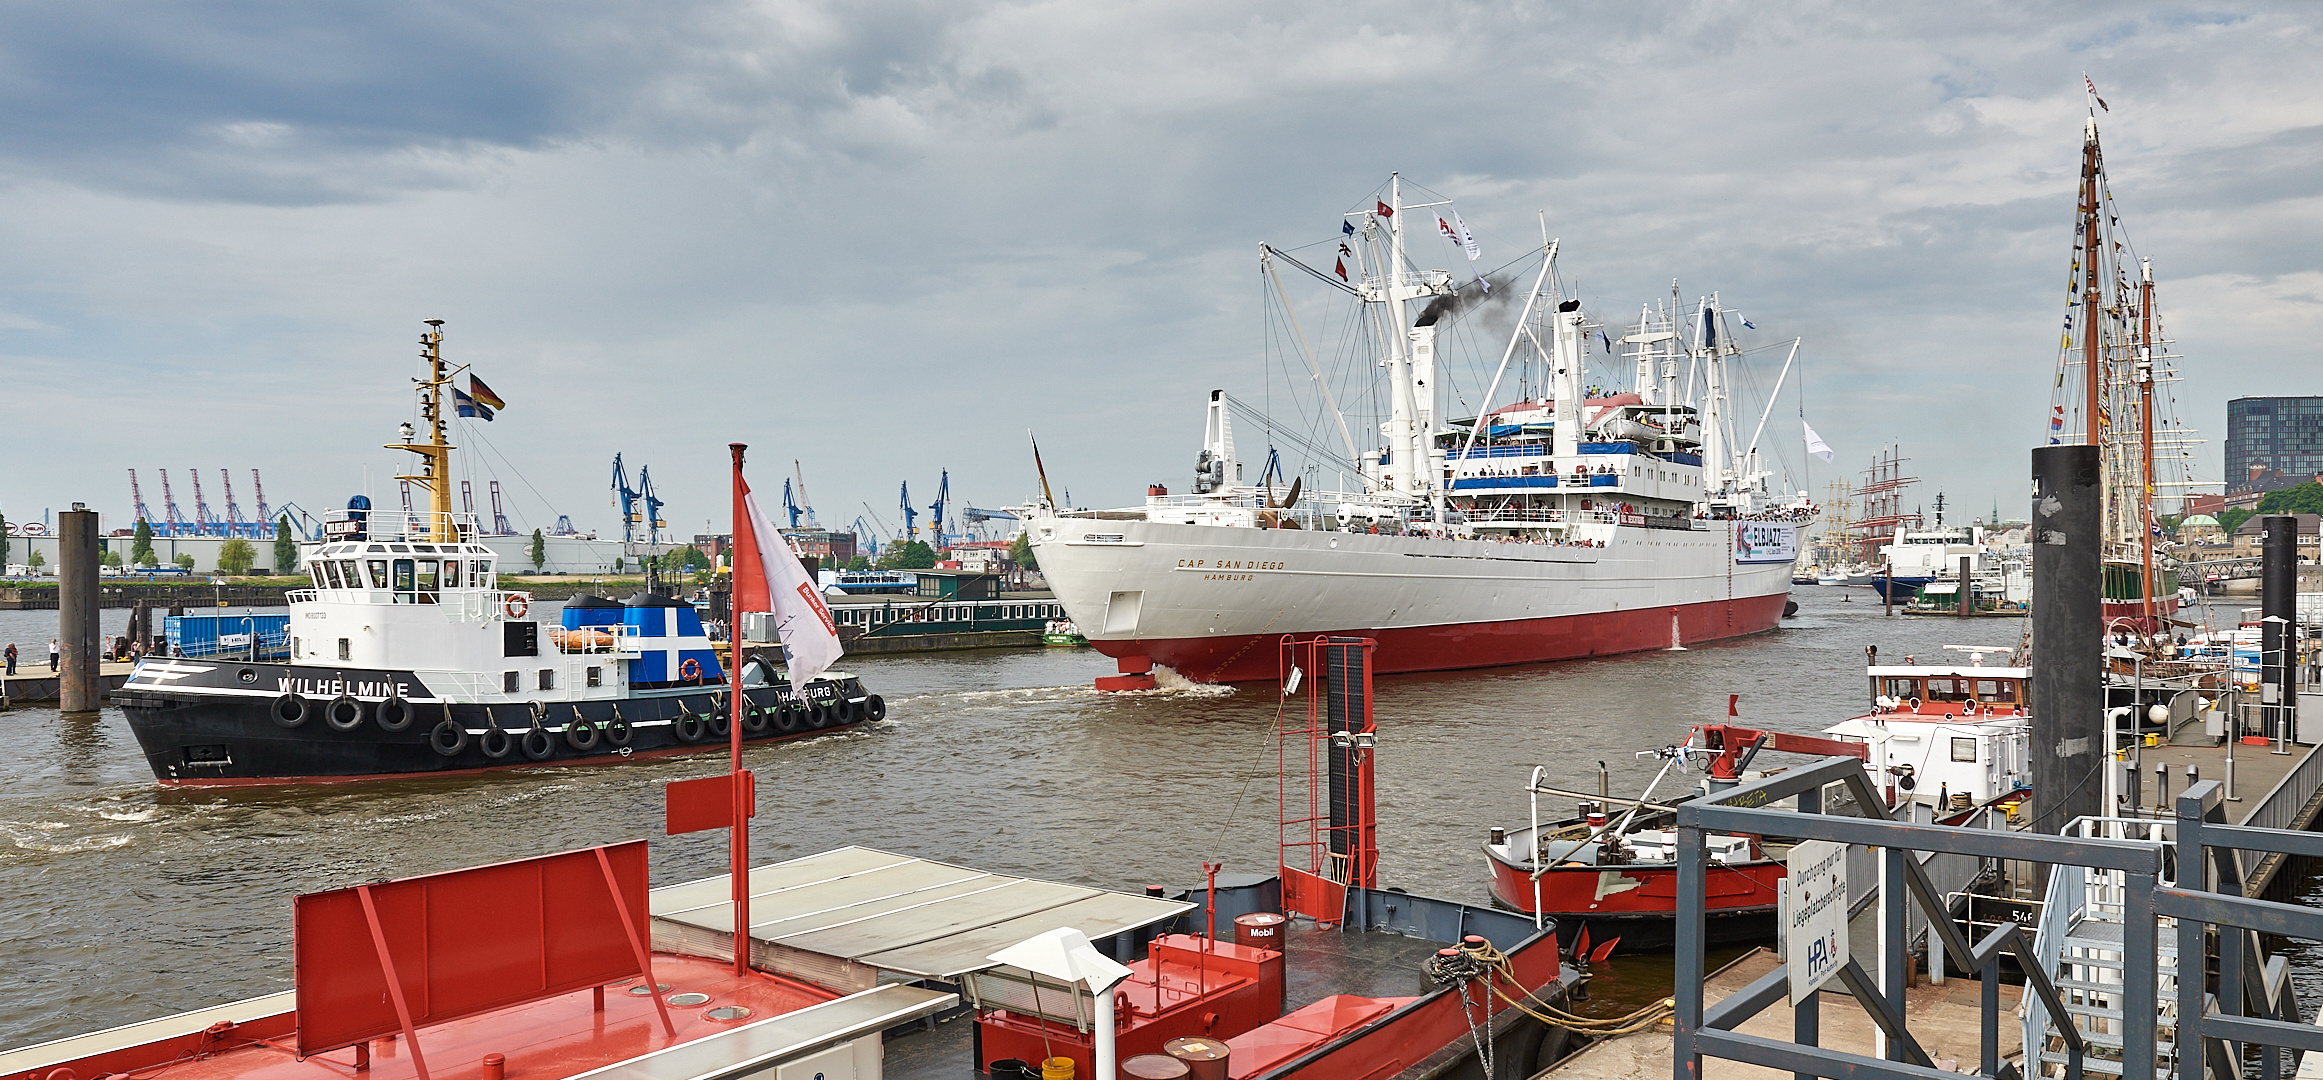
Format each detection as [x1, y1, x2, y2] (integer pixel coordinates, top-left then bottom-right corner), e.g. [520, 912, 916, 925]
[2, 2, 2317, 541]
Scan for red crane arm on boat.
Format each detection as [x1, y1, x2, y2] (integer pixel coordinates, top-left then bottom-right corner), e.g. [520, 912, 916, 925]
[1695, 724, 1868, 781]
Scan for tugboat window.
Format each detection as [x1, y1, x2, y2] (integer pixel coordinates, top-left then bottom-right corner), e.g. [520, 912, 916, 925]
[442, 560, 460, 589]
[538, 669, 554, 690]
[503, 671, 520, 693]
[1951, 737, 1978, 762]
[368, 560, 390, 588]
[321, 562, 341, 589]
[586, 666, 601, 687]
[338, 638, 351, 661]
[392, 559, 416, 601]
[414, 560, 439, 601]
[339, 560, 361, 588]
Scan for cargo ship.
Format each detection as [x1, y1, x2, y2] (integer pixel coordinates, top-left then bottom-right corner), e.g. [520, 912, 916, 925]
[114, 322, 880, 785]
[1031, 177, 1814, 684]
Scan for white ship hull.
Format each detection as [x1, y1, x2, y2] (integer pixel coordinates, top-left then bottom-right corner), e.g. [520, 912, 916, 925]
[1030, 516, 1799, 682]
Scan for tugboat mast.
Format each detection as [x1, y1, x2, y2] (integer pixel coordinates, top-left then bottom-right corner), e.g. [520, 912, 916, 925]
[390, 319, 458, 541]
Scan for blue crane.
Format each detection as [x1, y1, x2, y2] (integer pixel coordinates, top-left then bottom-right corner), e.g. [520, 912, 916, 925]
[849, 515, 885, 559]
[637, 465, 666, 543]
[926, 470, 951, 549]
[611, 453, 641, 545]
[783, 479, 804, 529]
[898, 481, 917, 541]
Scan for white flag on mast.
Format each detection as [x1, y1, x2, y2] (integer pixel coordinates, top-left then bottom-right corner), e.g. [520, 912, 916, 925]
[1803, 420, 1835, 462]
[738, 485, 843, 691]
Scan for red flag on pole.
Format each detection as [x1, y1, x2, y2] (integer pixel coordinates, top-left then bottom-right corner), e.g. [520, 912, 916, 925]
[1375, 200, 1393, 219]
[1334, 259, 1348, 281]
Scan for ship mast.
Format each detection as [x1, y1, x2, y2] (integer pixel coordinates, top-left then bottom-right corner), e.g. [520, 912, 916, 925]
[2080, 117, 2104, 450]
[2138, 259, 2157, 631]
[1380, 174, 1421, 498]
[389, 320, 458, 542]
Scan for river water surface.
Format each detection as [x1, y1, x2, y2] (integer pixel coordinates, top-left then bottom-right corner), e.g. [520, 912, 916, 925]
[0, 589, 2303, 1049]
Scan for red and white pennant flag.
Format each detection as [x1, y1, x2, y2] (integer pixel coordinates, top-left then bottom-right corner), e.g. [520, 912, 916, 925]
[731, 446, 843, 691]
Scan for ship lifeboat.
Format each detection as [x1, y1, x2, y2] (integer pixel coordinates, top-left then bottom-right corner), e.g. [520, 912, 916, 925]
[1483, 811, 1784, 952]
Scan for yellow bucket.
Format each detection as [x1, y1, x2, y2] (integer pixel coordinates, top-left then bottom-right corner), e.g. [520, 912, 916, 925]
[1042, 1058, 1075, 1080]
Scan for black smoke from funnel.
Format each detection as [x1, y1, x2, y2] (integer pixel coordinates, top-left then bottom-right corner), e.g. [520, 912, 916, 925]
[1413, 274, 1513, 327]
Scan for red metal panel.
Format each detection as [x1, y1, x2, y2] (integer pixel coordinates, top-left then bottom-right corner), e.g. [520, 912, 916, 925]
[1279, 865, 1346, 926]
[665, 771, 757, 835]
[293, 840, 651, 1057]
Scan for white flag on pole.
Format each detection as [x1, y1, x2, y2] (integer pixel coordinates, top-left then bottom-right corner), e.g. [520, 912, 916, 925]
[740, 488, 843, 690]
[1803, 420, 1835, 462]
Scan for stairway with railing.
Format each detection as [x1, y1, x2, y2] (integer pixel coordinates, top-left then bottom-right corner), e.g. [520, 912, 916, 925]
[2026, 817, 2181, 1079]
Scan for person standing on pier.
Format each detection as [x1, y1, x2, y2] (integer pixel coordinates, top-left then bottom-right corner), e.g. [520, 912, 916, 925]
[4, 642, 15, 676]
[48, 638, 59, 671]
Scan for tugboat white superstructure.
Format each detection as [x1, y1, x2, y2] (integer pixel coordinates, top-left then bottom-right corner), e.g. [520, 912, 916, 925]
[116, 322, 881, 785]
[1030, 177, 1816, 682]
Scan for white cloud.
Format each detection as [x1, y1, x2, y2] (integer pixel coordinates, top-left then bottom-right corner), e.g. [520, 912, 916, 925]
[1, 1, 2319, 535]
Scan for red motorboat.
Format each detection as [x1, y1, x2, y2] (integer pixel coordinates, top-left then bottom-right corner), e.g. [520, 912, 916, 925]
[1483, 722, 1869, 953]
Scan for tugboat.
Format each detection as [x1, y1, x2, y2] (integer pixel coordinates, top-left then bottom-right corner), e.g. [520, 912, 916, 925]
[114, 321, 883, 786]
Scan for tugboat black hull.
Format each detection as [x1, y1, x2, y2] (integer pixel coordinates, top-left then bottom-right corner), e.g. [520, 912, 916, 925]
[116, 662, 878, 786]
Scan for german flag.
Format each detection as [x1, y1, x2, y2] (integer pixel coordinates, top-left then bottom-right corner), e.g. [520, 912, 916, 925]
[468, 375, 506, 411]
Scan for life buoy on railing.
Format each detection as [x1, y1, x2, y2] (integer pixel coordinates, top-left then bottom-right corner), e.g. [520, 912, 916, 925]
[1908, 696, 1921, 713]
[505, 594, 530, 619]
[680, 657, 701, 681]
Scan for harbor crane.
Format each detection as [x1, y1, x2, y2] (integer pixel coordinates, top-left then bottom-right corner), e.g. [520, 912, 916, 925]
[157, 470, 186, 535]
[190, 469, 218, 536]
[612, 454, 640, 545]
[461, 480, 478, 524]
[637, 465, 666, 543]
[848, 515, 885, 558]
[783, 479, 804, 529]
[128, 470, 154, 526]
[251, 470, 272, 530]
[488, 481, 515, 536]
[219, 469, 252, 537]
[792, 461, 820, 528]
[926, 470, 951, 549]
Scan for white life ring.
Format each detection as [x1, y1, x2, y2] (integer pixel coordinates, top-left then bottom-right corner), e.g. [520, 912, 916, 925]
[505, 594, 530, 619]
[1908, 696, 1921, 713]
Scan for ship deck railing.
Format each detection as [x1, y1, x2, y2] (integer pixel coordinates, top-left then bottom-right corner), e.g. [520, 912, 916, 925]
[321, 509, 488, 544]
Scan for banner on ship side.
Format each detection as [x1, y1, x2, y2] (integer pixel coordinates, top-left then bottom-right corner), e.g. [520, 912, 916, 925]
[1734, 521, 1799, 564]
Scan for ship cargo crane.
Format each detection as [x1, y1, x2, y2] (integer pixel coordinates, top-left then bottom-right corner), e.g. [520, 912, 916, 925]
[488, 481, 515, 535]
[128, 470, 154, 527]
[1692, 721, 1868, 782]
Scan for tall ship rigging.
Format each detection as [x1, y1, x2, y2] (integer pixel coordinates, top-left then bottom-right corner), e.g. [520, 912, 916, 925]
[2049, 108, 2204, 634]
[1030, 176, 1817, 683]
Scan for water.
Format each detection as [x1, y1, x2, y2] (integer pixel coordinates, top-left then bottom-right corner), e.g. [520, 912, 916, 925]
[0, 589, 2273, 1048]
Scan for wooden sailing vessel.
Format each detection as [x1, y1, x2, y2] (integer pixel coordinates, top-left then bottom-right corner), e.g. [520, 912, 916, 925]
[2050, 101, 2200, 635]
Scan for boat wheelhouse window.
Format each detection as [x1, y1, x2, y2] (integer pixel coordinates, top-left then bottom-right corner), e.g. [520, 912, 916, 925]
[1951, 737, 1978, 762]
[337, 560, 360, 588]
[414, 560, 440, 600]
[392, 559, 416, 601]
[471, 563, 489, 588]
[367, 560, 390, 589]
[1881, 677, 1920, 700]
[1974, 679, 2018, 703]
[314, 564, 332, 589]
[442, 560, 460, 589]
[1924, 678, 1973, 702]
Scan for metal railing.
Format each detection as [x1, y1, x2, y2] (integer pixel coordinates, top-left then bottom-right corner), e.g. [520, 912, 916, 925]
[1674, 756, 2158, 1080]
[2243, 742, 2323, 834]
[2162, 781, 2320, 1080]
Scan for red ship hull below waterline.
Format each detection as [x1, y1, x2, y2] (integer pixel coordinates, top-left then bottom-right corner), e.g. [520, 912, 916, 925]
[1093, 592, 1791, 683]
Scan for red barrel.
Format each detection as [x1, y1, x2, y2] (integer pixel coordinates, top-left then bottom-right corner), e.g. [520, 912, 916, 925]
[1232, 911, 1286, 951]
[1162, 1038, 1230, 1080]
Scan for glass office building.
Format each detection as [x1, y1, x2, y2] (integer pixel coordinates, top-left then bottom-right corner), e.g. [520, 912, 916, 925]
[2225, 396, 2323, 482]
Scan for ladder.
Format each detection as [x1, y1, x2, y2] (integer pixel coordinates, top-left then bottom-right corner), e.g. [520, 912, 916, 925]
[2029, 818, 2179, 1079]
